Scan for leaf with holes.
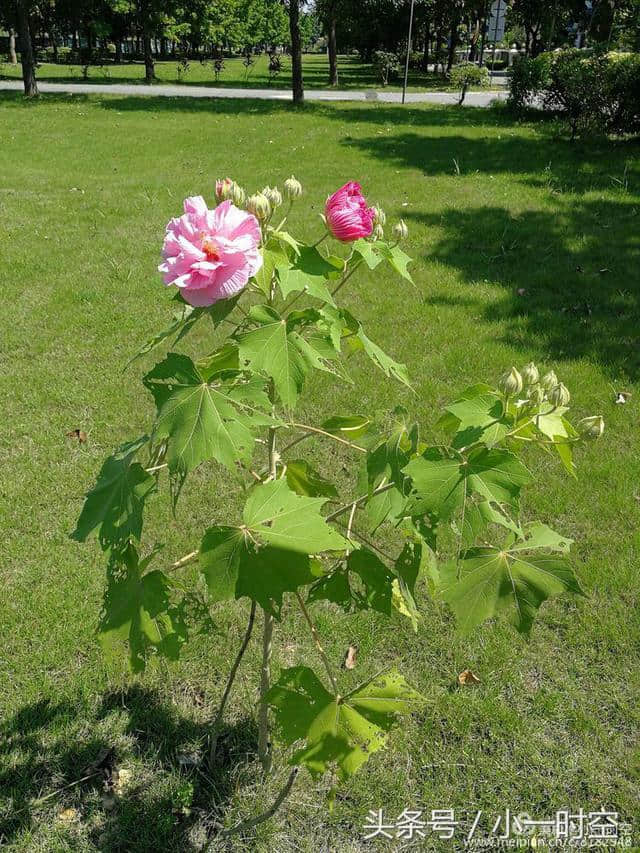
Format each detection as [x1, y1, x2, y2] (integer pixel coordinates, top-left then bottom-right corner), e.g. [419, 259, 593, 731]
[267, 667, 422, 780]
[99, 543, 187, 672]
[72, 436, 155, 551]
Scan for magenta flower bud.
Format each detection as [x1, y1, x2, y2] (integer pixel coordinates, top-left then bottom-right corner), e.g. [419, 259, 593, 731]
[325, 181, 375, 242]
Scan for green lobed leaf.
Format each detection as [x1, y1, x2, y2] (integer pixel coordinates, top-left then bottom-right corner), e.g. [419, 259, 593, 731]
[404, 446, 532, 522]
[99, 543, 187, 672]
[275, 245, 337, 306]
[435, 534, 583, 635]
[144, 353, 274, 482]
[342, 310, 411, 389]
[199, 525, 317, 617]
[72, 435, 155, 551]
[391, 541, 422, 631]
[267, 667, 423, 781]
[445, 392, 510, 449]
[242, 478, 347, 553]
[352, 238, 382, 270]
[374, 241, 414, 283]
[284, 459, 339, 498]
[237, 306, 308, 408]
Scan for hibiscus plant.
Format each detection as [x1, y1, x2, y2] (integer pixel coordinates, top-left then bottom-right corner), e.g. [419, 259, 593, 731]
[73, 177, 603, 833]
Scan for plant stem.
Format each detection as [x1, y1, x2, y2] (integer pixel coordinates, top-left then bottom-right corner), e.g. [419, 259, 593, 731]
[331, 255, 362, 297]
[209, 600, 256, 767]
[257, 419, 278, 775]
[294, 591, 339, 694]
[284, 422, 367, 454]
[257, 608, 274, 775]
[169, 550, 199, 570]
[219, 768, 299, 839]
[325, 481, 397, 523]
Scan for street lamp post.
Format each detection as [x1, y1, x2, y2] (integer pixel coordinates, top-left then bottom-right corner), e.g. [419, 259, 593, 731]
[402, 0, 416, 104]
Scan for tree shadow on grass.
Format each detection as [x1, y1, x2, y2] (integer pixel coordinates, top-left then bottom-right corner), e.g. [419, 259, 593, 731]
[408, 197, 640, 379]
[0, 688, 258, 851]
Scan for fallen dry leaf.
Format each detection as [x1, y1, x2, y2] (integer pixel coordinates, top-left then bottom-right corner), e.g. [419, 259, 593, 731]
[458, 668, 481, 686]
[66, 428, 87, 443]
[342, 644, 358, 670]
[57, 807, 78, 824]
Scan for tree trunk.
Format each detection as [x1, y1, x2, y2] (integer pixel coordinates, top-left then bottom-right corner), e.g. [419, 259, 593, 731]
[143, 34, 154, 83]
[115, 41, 122, 64]
[468, 16, 480, 61]
[288, 0, 304, 104]
[446, 15, 459, 74]
[422, 21, 430, 70]
[328, 13, 338, 86]
[15, 0, 38, 97]
[9, 28, 17, 64]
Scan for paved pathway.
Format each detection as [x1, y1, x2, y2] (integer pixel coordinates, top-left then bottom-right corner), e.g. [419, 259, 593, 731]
[0, 79, 507, 106]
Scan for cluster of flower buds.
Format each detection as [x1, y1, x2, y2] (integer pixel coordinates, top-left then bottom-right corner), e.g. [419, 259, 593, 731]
[284, 175, 303, 200]
[247, 192, 271, 222]
[393, 219, 409, 241]
[499, 362, 604, 440]
[215, 177, 246, 208]
[371, 205, 386, 240]
[262, 186, 283, 209]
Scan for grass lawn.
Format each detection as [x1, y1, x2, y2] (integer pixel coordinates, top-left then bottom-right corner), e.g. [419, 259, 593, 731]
[0, 52, 499, 92]
[1, 91, 639, 852]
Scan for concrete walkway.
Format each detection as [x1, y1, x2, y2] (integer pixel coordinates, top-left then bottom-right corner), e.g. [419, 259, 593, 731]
[0, 79, 507, 106]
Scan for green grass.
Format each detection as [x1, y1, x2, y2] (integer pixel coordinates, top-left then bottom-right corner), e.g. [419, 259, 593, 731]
[0, 52, 498, 92]
[1, 92, 639, 852]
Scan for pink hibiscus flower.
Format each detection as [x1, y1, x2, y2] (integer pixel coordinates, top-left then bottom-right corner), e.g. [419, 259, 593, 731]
[159, 196, 262, 307]
[325, 182, 375, 242]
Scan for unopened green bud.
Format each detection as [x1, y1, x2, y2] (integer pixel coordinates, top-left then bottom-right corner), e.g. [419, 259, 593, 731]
[231, 182, 246, 207]
[527, 384, 545, 406]
[548, 382, 570, 407]
[372, 206, 386, 227]
[247, 192, 271, 222]
[284, 175, 303, 199]
[577, 415, 604, 440]
[393, 219, 408, 241]
[262, 185, 282, 208]
[541, 370, 558, 391]
[372, 223, 384, 241]
[499, 366, 523, 396]
[522, 361, 539, 386]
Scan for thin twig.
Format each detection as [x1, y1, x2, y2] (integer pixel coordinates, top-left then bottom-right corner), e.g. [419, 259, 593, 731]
[285, 422, 367, 453]
[219, 768, 299, 839]
[209, 601, 257, 767]
[295, 591, 339, 693]
[333, 520, 396, 563]
[325, 482, 397, 523]
[170, 550, 199, 570]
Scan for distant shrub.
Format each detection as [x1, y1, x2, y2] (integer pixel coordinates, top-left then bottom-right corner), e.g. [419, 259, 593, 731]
[509, 49, 640, 137]
[373, 50, 399, 86]
[450, 62, 489, 104]
[507, 52, 552, 111]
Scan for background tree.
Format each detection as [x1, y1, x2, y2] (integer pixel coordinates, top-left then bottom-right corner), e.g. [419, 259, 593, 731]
[287, 0, 304, 102]
[14, 0, 38, 96]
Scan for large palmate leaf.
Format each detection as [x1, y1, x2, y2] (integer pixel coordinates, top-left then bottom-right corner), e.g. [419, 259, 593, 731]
[127, 295, 240, 367]
[284, 459, 338, 498]
[374, 241, 414, 283]
[99, 543, 186, 672]
[404, 446, 532, 523]
[444, 389, 510, 449]
[237, 306, 308, 408]
[275, 245, 337, 306]
[267, 667, 422, 780]
[72, 435, 155, 551]
[242, 478, 347, 553]
[307, 548, 396, 617]
[199, 526, 317, 617]
[143, 353, 274, 478]
[435, 528, 583, 635]
[360, 408, 417, 530]
[342, 310, 411, 388]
